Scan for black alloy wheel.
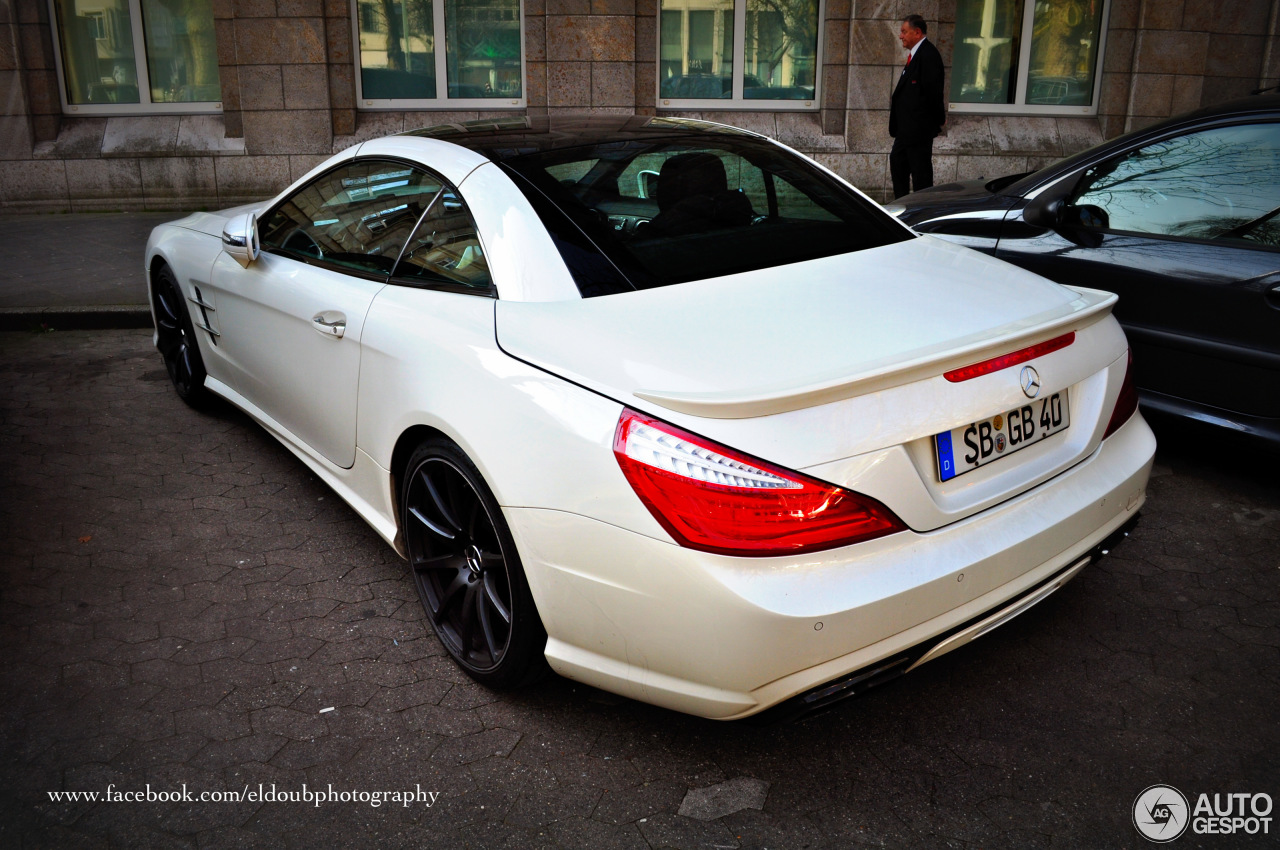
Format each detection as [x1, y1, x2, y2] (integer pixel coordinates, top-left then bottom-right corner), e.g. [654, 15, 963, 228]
[153, 264, 209, 407]
[402, 440, 546, 688]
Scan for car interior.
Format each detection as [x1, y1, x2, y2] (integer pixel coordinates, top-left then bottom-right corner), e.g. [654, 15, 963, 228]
[258, 163, 491, 290]
[508, 139, 908, 293]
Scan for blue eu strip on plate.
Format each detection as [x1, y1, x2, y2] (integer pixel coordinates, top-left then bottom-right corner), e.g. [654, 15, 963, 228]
[936, 430, 956, 482]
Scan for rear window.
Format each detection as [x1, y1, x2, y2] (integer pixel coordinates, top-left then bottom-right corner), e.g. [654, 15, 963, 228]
[502, 137, 911, 296]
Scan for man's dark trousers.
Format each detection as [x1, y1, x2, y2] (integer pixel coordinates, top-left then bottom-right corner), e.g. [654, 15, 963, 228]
[889, 37, 945, 198]
[890, 139, 934, 200]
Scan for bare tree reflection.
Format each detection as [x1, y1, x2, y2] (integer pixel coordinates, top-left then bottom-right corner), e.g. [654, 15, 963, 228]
[750, 0, 818, 89]
[1073, 126, 1280, 239]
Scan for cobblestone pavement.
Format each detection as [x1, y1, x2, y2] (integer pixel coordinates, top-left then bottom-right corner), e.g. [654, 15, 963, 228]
[2, 330, 1277, 849]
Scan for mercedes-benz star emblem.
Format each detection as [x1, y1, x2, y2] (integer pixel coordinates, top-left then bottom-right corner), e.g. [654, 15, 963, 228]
[1020, 365, 1042, 399]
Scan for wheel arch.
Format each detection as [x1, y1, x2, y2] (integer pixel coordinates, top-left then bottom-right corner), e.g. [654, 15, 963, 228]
[146, 252, 172, 317]
[388, 423, 452, 553]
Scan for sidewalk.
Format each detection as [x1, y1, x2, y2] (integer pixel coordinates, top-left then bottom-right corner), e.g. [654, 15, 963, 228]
[0, 211, 183, 330]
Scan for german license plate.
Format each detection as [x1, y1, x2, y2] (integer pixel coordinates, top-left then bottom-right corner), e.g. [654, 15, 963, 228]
[935, 392, 1069, 482]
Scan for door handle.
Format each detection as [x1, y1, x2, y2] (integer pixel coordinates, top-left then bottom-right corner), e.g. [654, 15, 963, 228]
[312, 312, 346, 338]
[1268, 282, 1280, 311]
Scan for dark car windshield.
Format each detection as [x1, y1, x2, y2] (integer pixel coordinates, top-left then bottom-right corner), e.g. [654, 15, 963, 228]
[501, 136, 911, 296]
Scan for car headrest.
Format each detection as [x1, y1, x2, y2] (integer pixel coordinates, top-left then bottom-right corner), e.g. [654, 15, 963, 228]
[657, 152, 728, 211]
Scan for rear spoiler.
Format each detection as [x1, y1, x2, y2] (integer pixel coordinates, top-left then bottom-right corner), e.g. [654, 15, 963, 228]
[634, 287, 1117, 419]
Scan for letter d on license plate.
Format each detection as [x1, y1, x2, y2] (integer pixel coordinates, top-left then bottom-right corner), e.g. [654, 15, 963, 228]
[936, 392, 1069, 482]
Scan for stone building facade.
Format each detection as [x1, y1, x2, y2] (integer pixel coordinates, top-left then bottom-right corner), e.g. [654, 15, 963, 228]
[1, 0, 1278, 212]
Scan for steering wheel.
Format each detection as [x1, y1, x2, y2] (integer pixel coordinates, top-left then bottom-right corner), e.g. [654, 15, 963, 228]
[282, 228, 324, 259]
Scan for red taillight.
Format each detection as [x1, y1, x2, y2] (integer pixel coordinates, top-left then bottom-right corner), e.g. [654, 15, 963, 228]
[945, 332, 1075, 383]
[1103, 350, 1138, 439]
[613, 409, 906, 556]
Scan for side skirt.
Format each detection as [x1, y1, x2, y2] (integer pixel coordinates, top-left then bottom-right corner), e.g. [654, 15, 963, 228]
[203, 377, 402, 553]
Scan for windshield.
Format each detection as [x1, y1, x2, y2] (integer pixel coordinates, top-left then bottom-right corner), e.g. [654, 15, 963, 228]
[502, 136, 911, 296]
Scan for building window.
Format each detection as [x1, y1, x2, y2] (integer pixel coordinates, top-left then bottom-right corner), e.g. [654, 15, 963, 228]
[657, 0, 820, 109]
[49, 0, 221, 114]
[354, 0, 525, 109]
[949, 0, 1109, 115]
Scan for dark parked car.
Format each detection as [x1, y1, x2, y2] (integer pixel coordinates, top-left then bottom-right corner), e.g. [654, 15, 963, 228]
[891, 95, 1280, 446]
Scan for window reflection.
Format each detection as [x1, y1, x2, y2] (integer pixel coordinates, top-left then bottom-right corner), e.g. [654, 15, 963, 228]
[743, 0, 816, 99]
[1027, 0, 1103, 106]
[54, 0, 220, 106]
[140, 0, 221, 103]
[444, 0, 523, 98]
[357, 0, 438, 99]
[54, 0, 141, 105]
[951, 0, 1022, 105]
[395, 189, 492, 289]
[1072, 124, 1280, 246]
[659, 0, 735, 99]
[261, 163, 445, 276]
[659, 0, 816, 101]
[951, 0, 1103, 108]
[357, 0, 523, 100]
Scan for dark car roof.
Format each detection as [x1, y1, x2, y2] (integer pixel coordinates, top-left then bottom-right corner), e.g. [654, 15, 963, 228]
[1155, 92, 1280, 126]
[400, 115, 763, 162]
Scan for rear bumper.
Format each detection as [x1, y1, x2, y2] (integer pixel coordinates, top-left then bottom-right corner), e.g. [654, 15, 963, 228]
[507, 413, 1156, 719]
[753, 513, 1138, 723]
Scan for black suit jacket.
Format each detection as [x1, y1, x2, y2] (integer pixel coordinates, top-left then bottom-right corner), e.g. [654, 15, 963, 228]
[890, 38, 945, 144]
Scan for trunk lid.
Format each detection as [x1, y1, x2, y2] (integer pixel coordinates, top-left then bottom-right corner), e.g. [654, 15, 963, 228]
[497, 237, 1113, 421]
[497, 236, 1127, 531]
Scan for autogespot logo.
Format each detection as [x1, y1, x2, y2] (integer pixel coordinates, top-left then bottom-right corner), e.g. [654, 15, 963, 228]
[1134, 785, 1190, 842]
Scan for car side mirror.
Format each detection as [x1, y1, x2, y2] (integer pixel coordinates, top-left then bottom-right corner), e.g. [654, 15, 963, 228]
[222, 212, 260, 268]
[1023, 193, 1063, 229]
[1059, 204, 1110, 230]
[1021, 169, 1091, 231]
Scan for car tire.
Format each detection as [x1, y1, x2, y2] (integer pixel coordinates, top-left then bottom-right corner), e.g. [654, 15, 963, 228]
[401, 439, 547, 689]
[152, 263, 210, 408]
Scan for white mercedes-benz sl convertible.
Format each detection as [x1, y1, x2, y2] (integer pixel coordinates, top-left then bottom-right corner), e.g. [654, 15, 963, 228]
[145, 115, 1154, 719]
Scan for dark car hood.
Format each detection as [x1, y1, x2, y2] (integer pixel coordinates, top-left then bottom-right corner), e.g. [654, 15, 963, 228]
[901, 178, 995, 203]
[892, 177, 1024, 228]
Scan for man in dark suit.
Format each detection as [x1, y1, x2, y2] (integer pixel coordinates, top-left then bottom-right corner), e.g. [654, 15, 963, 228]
[889, 14, 945, 198]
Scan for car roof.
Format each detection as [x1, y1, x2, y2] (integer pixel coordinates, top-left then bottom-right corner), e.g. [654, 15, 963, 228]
[399, 114, 765, 161]
[1154, 92, 1280, 127]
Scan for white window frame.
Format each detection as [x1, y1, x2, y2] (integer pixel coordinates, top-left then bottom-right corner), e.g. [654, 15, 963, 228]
[948, 0, 1111, 117]
[352, 0, 527, 110]
[655, 0, 824, 112]
[47, 0, 222, 115]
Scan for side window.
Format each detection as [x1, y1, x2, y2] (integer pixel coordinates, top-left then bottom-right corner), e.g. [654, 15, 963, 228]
[1070, 123, 1280, 246]
[260, 162, 444, 276]
[393, 188, 492, 292]
[774, 177, 842, 222]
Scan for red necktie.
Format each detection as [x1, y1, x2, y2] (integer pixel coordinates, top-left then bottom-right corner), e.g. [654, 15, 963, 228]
[905, 52, 912, 69]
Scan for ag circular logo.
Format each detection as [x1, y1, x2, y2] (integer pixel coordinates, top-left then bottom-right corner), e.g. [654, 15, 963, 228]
[1134, 785, 1190, 842]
